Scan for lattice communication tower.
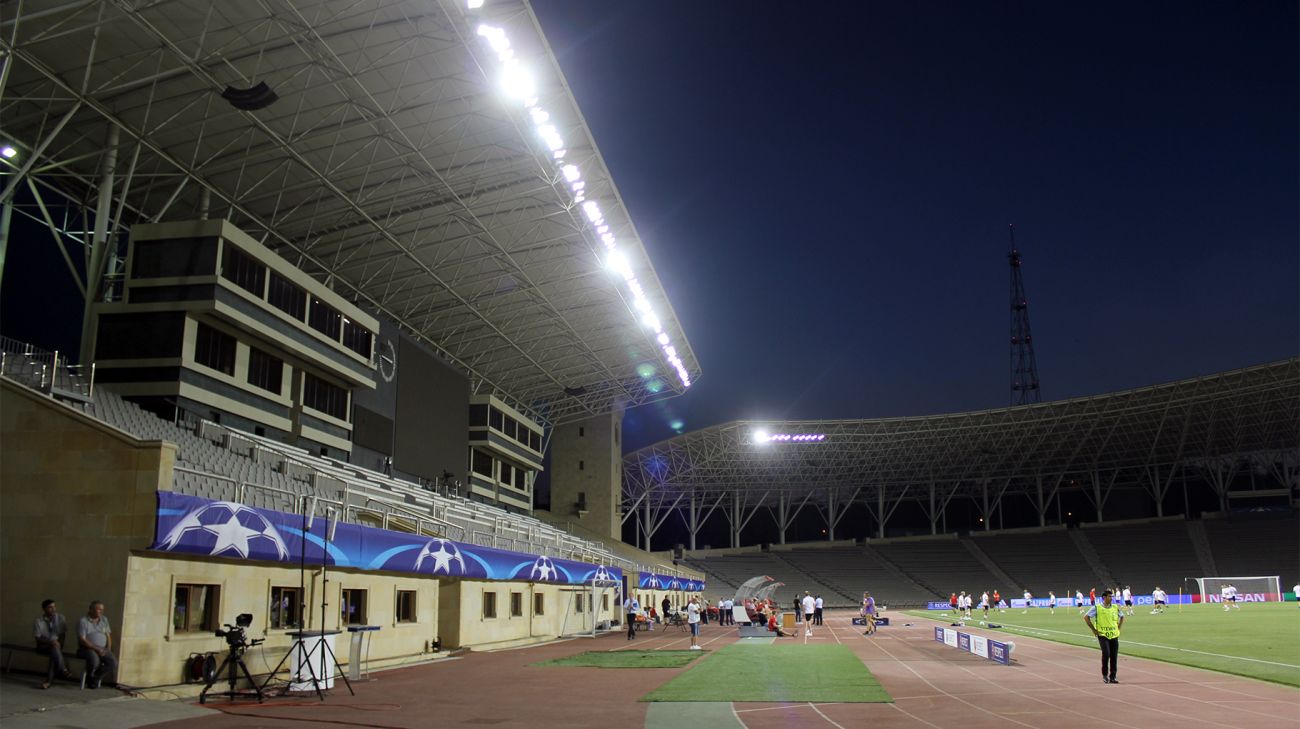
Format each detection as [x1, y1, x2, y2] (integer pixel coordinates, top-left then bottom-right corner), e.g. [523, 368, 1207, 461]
[1008, 225, 1041, 405]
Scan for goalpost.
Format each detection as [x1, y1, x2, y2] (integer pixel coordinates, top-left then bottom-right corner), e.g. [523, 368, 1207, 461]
[1189, 576, 1282, 603]
[559, 578, 621, 638]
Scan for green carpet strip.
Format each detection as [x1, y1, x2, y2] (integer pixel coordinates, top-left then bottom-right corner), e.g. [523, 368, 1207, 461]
[533, 650, 702, 669]
[642, 642, 892, 703]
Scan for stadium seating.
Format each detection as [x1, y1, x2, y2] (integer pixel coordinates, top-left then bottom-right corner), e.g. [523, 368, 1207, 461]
[75, 386, 659, 576]
[1082, 519, 1204, 593]
[872, 536, 1003, 599]
[973, 528, 1109, 596]
[779, 546, 934, 607]
[1201, 511, 1300, 584]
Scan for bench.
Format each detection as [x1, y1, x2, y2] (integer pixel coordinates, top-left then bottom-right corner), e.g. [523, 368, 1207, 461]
[2, 643, 90, 688]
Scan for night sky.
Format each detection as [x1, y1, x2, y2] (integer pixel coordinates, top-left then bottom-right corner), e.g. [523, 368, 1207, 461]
[530, 1, 1299, 455]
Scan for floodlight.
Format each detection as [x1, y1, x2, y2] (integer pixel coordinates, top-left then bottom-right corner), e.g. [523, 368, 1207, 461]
[1, 146, 16, 159]
[530, 108, 549, 124]
[606, 251, 633, 279]
[657, 332, 670, 345]
[500, 62, 534, 99]
[562, 164, 581, 182]
[754, 429, 770, 444]
[467, 0, 484, 8]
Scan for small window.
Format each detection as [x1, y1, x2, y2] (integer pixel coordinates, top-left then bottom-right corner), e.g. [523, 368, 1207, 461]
[500, 463, 513, 486]
[174, 584, 220, 633]
[396, 590, 417, 623]
[270, 586, 301, 629]
[483, 591, 497, 619]
[342, 318, 373, 359]
[575, 594, 585, 613]
[489, 408, 503, 431]
[534, 593, 545, 616]
[247, 347, 283, 394]
[579, 460, 584, 471]
[303, 373, 348, 420]
[514, 468, 526, 488]
[268, 272, 306, 321]
[528, 430, 541, 451]
[472, 449, 493, 477]
[469, 404, 489, 426]
[221, 245, 266, 296]
[308, 298, 343, 340]
[503, 417, 517, 440]
[511, 592, 523, 618]
[579, 426, 584, 437]
[602, 594, 610, 611]
[340, 588, 367, 625]
[194, 322, 236, 376]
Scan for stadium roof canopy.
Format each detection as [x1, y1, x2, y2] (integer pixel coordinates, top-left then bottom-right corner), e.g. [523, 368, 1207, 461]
[0, 0, 698, 425]
[621, 359, 1300, 548]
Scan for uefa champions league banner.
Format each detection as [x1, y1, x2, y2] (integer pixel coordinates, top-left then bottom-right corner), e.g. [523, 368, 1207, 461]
[638, 571, 705, 592]
[151, 492, 623, 586]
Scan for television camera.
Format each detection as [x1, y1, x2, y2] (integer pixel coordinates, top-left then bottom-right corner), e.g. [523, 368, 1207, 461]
[214, 613, 264, 651]
[199, 613, 265, 704]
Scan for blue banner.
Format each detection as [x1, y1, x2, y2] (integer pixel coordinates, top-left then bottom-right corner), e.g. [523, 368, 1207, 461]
[637, 571, 705, 592]
[151, 492, 622, 586]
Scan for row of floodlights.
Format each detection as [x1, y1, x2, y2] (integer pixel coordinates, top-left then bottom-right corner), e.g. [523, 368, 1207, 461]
[467, 0, 690, 389]
[754, 431, 827, 444]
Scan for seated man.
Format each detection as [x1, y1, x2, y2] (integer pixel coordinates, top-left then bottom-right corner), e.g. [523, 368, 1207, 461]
[77, 601, 118, 688]
[766, 613, 787, 637]
[34, 599, 74, 689]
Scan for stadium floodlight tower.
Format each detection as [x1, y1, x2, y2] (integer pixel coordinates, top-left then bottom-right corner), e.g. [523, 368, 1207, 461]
[1008, 225, 1042, 405]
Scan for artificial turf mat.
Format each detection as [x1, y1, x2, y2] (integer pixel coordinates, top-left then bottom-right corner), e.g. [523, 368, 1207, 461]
[641, 642, 892, 703]
[534, 650, 703, 668]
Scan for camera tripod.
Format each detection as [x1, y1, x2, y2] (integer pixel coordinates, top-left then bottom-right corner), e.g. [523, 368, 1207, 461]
[199, 642, 264, 704]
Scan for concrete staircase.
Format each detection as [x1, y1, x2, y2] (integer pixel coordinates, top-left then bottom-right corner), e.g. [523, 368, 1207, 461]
[1184, 520, 1219, 577]
[1068, 530, 1116, 587]
[960, 536, 1019, 590]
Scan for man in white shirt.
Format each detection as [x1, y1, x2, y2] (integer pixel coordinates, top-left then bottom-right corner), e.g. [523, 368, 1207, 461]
[814, 595, 824, 626]
[1076, 589, 1086, 613]
[1022, 590, 1032, 614]
[801, 592, 816, 636]
[723, 597, 734, 626]
[624, 595, 640, 640]
[1121, 586, 1133, 616]
[979, 591, 990, 624]
[1227, 584, 1241, 610]
[1293, 583, 1300, 609]
[1220, 584, 1231, 612]
[1151, 587, 1167, 614]
[77, 601, 117, 689]
[687, 597, 702, 649]
[1048, 591, 1057, 615]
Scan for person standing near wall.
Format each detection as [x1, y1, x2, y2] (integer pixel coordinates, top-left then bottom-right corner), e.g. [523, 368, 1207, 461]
[687, 596, 702, 650]
[624, 594, 640, 640]
[1083, 589, 1124, 684]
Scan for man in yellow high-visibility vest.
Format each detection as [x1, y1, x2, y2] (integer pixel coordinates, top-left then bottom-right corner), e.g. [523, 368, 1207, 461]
[1083, 589, 1125, 683]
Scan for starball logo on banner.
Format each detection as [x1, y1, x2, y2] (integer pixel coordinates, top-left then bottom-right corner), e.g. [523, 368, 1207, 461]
[151, 492, 622, 586]
[638, 572, 705, 592]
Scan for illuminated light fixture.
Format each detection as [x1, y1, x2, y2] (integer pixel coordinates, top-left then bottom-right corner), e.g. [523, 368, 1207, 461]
[754, 432, 827, 444]
[467, 0, 484, 8]
[1, 146, 16, 159]
[607, 250, 634, 279]
[474, 16, 692, 391]
[500, 62, 535, 99]
[754, 429, 770, 444]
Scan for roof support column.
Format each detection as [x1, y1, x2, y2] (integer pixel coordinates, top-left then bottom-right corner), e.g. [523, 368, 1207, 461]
[1086, 469, 1120, 522]
[981, 480, 991, 531]
[79, 123, 119, 364]
[687, 493, 697, 551]
[877, 488, 885, 539]
[826, 488, 838, 541]
[929, 481, 937, 535]
[771, 490, 814, 545]
[1035, 474, 1046, 527]
[0, 196, 10, 296]
[731, 491, 741, 548]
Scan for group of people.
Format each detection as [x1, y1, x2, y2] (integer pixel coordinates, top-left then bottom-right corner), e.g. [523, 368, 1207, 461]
[622, 595, 704, 649]
[34, 599, 117, 690]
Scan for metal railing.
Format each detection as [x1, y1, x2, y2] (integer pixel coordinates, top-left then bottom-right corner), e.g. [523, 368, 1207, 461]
[0, 336, 96, 401]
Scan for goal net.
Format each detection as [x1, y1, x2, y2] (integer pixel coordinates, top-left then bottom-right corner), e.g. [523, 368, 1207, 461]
[559, 578, 621, 638]
[1190, 576, 1281, 603]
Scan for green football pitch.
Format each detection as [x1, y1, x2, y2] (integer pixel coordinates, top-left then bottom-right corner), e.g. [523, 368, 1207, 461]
[904, 602, 1300, 687]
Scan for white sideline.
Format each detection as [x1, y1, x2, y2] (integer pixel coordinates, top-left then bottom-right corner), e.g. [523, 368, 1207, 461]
[988, 621, 1300, 668]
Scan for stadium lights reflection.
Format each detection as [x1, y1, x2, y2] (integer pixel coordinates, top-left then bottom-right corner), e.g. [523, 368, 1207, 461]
[472, 8, 691, 389]
[1, 146, 15, 159]
[755, 432, 827, 443]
